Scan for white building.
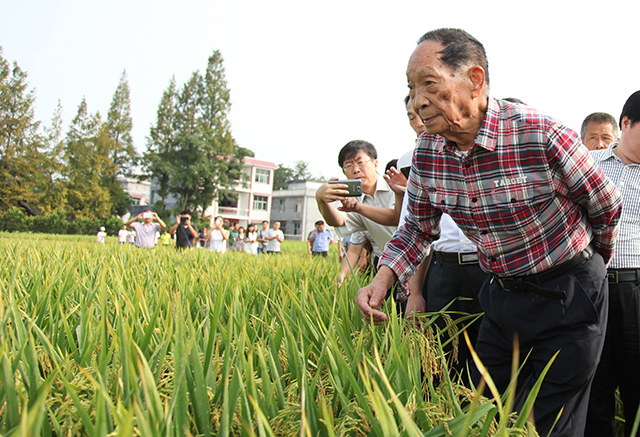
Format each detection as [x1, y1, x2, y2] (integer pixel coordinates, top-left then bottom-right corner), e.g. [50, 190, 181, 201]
[203, 157, 277, 227]
[118, 176, 151, 206]
[271, 180, 338, 241]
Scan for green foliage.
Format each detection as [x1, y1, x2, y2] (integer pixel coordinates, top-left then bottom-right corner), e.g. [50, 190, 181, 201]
[0, 234, 551, 436]
[0, 207, 123, 235]
[144, 51, 253, 217]
[0, 47, 45, 211]
[273, 160, 317, 190]
[106, 70, 137, 176]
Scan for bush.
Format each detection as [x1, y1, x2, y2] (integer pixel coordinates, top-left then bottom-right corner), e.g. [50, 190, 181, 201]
[31, 210, 70, 234]
[0, 208, 125, 236]
[0, 207, 29, 232]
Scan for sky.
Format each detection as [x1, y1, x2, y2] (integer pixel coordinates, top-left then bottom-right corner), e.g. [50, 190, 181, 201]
[2, 0, 640, 179]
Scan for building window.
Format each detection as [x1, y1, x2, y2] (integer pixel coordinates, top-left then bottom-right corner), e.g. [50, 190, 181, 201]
[293, 222, 301, 235]
[295, 198, 302, 212]
[278, 199, 285, 213]
[255, 169, 270, 184]
[219, 192, 238, 208]
[253, 195, 268, 211]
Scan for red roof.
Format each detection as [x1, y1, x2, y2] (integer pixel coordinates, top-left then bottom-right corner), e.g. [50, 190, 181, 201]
[244, 157, 277, 169]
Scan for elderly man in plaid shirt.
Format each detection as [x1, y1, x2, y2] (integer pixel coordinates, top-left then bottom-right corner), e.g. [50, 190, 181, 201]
[356, 28, 622, 436]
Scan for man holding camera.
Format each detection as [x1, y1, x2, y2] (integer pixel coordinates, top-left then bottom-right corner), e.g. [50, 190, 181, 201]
[169, 209, 198, 250]
[125, 209, 167, 249]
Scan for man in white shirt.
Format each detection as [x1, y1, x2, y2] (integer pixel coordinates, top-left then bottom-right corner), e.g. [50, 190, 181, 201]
[265, 221, 284, 254]
[118, 225, 128, 244]
[586, 91, 640, 437]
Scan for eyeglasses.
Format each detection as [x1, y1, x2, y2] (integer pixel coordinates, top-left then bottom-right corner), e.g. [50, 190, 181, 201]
[342, 158, 373, 172]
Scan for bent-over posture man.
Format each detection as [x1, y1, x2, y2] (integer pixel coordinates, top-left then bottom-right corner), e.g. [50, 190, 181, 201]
[356, 28, 622, 436]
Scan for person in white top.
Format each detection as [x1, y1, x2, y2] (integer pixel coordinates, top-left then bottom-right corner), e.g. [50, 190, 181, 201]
[244, 223, 259, 255]
[96, 226, 107, 243]
[265, 221, 284, 253]
[207, 216, 229, 253]
[118, 225, 128, 244]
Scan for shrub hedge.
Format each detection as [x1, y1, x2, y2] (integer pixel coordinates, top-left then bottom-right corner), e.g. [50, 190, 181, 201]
[0, 207, 124, 235]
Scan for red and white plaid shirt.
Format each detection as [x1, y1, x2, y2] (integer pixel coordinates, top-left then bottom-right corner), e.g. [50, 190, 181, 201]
[381, 98, 622, 300]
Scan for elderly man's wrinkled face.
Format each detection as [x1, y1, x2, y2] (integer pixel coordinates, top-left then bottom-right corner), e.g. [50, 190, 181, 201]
[407, 40, 476, 139]
[583, 122, 617, 151]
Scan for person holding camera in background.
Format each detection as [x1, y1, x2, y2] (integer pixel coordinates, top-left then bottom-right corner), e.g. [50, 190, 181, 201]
[125, 209, 166, 248]
[169, 208, 198, 250]
[206, 216, 229, 253]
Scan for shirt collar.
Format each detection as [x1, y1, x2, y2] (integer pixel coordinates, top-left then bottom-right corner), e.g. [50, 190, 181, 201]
[591, 143, 619, 163]
[435, 96, 499, 154]
[473, 97, 500, 153]
[361, 176, 390, 200]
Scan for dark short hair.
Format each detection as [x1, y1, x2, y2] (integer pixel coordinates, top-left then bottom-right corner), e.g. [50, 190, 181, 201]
[580, 112, 619, 139]
[262, 220, 269, 224]
[620, 91, 640, 129]
[180, 208, 191, 215]
[338, 140, 377, 168]
[503, 97, 526, 105]
[417, 28, 489, 88]
[315, 220, 324, 226]
[385, 159, 398, 173]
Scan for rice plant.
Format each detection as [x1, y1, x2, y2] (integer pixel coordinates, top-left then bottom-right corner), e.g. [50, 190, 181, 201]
[0, 233, 539, 436]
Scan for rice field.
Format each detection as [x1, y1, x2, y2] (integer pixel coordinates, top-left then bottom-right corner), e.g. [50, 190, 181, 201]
[0, 232, 539, 436]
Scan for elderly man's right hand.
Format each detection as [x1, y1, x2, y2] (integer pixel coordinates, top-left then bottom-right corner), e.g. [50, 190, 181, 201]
[355, 277, 391, 325]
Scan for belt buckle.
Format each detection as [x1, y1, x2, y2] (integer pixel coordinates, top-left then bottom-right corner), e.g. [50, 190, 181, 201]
[607, 271, 619, 283]
[458, 252, 478, 265]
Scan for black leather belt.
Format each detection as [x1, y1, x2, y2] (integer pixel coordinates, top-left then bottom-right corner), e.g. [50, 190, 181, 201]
[492, 244, 595, 300]
[607, 269, 640, 284]
[434, 251, 479, 265]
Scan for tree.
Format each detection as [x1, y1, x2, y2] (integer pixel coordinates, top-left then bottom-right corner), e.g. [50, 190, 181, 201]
[144, 77, 178, 206]
[0, 47, 44, 211]
[273, 160, 316, 190]
[106, 70, 137, 176]
[63, 98, 114, 219]
[144, 50, 253, 217]
[273, 163, 294, 190]
[36, 101, 68, 213]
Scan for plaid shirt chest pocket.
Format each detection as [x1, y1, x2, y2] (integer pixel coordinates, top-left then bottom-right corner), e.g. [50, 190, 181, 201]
[490, 181, 554, 235]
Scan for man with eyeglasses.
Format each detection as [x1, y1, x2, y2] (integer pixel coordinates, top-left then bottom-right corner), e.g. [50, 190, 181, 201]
[316, 140, 400, 299]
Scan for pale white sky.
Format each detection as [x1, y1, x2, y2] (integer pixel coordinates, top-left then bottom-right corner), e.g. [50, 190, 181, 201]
[2, 0, 639, 178]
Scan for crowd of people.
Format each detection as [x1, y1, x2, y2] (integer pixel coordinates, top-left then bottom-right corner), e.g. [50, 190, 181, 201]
[97, 208, 287, 255]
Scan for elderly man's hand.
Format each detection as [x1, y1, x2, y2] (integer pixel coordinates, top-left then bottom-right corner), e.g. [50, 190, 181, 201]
[355, 278, 390, 325]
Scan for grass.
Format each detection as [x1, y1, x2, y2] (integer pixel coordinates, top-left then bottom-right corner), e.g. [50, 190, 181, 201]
[0, 232, 540, 436]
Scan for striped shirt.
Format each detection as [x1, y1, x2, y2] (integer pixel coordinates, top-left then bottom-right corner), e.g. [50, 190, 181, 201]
[592, 143, 640, 269]
[381, 98, 622, 300]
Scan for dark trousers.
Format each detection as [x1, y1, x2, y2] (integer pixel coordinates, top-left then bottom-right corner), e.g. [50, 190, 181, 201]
[312, 251, 328, 258]
[473, 252, 608, 437]
[423, 256, 488, 379]
[586, 274, 640, 437]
